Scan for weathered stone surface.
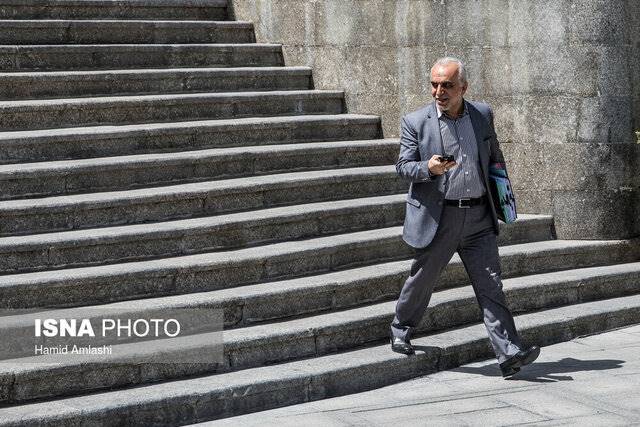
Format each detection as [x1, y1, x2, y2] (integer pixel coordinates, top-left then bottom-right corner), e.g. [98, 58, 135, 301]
[232, 0, 637, 135]
[0, 44, 285, 72]
[0, 20, 255, 45]
[0, 115, 383, 164]
[504, 140, 639, 238]
[1, 259, 638, 403]
[504, 142, 640, 191]
[0, 195, 405, 274]
[0, 167, 407, 236]
[232, 0, 639, 229]
[0, 67, 314, 100]
[0, 90, 345, 131]
[553, 188, 639, 239]
[0, 0, 229, 20]
[2, 294, 640, 423]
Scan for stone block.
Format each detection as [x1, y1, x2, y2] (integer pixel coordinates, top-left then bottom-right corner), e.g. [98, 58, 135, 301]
[317, 205, 403, 235]
[177, 261, 264, 293]
[507, 142, 639, 192]
[227, 334, 317, 369]
[349, 93, 404, 138]
[381, 0, 446, 47]
[243, 290, 335, 323]
[598, 45, 634, 95]
[507, 45, 599, 96]
[500, 142, 544, 189]
[545, 143, 640, 190]
[302, 46, 401, 95]
[445, 0, 510, 47]
[513, 189, 554, 214]
[314, 0, 387, 47]
[578, 274, 640, 302]
[263, 249, 334, 279]
[487, 95, 581, 145]
[332, 275, 404, 309]
[250, 0, 312, 47]
[566, 0, 628, 45]
[507, 0, 568, 46]
[506, 139, 639, 237]
[578, 95, 636, 144]
[437, 336, 494, 370]
[329, 238, 409, 270]
[394, 47, 439, 97]
[314, 317, 389, 354]
[421, 296, 480, 331]
[553, 187, 638, 239]
[500, 215, 555, 243]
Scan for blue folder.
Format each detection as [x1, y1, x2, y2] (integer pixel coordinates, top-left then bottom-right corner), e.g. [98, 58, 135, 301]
[489, 162, 517, 223]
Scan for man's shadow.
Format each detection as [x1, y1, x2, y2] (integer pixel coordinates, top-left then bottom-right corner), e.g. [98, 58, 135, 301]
[452, 357, 625, 383]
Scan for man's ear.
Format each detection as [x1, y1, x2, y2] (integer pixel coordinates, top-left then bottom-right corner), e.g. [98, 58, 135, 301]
[461, 82, 468, 94]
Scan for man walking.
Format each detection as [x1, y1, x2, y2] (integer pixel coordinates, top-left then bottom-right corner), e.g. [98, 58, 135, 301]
[390, 57, 539, 377]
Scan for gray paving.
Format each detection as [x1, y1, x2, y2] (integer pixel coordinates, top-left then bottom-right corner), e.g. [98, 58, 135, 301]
[204, 324, 640, 426]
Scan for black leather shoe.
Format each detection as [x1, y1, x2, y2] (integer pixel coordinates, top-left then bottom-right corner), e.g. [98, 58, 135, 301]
[390, 337, 414, 355]
[499, 346, 541, 378]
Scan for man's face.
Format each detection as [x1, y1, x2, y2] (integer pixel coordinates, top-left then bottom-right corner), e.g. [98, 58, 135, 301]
[430, 63, 467, 114]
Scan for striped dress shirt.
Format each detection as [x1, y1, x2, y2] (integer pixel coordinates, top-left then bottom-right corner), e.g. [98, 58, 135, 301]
[437, 101, 486, 199]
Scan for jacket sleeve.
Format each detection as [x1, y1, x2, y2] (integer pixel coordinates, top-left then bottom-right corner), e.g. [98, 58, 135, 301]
[488, 107, 505, 164]
[395, 115, 433, 183]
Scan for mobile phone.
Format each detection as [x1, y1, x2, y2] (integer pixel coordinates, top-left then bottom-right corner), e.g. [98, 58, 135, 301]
[438, 154, 455, 163]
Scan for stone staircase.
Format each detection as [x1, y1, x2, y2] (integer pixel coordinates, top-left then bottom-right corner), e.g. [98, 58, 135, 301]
[0, 1, 639, 425]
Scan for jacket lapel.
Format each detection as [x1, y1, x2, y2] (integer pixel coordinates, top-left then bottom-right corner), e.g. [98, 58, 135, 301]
[425, 102, 446, 190]
[468, 102, 490, 181]
[425, 102, 444, 154]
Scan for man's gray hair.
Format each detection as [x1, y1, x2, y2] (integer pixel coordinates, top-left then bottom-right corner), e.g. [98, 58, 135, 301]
[433, 57, 467, 84]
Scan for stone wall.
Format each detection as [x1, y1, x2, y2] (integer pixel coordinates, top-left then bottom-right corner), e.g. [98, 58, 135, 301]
[231, 0, 639, 239]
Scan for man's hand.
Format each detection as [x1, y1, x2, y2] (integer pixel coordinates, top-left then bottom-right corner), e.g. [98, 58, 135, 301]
[428, 155, 457, 176]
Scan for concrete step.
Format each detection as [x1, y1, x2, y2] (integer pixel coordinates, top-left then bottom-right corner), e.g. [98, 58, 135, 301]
[2, 230, 636, 311]
[0, 139, 398, 200]
[1, 293, 638, 423]
[0, 194, 406, 274]
[0, 20, 255, 45]
[0, 215, 554, 327]
[0, 0, 228, 20]
[0, 66, 313, 100]
[0, 204, 553, 276]
[0, 114, 383, 164]
[0, 43, 283, 72]
[1, 229, 568, 376]
[1, 226, 409, 309]
[7, 261, 640, 402]
[0, 166, 404, 236]
[3, 262, 639, 402]
[0, 90, 345, 131]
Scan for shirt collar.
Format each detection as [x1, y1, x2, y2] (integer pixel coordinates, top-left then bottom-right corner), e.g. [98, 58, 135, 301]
[436, 99, 469, 120]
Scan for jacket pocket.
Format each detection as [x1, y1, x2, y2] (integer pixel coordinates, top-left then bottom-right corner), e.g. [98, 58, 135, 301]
[406, 197, 421, 208]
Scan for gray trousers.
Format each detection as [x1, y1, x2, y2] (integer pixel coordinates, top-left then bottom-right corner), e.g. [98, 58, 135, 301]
[390, 203, 522, 363]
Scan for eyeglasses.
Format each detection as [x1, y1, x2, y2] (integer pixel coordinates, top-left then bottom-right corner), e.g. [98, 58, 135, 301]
[431, 81, 455, 90]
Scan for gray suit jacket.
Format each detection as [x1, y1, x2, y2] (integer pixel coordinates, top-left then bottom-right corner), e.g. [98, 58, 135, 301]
[396, 100, 505, 248]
